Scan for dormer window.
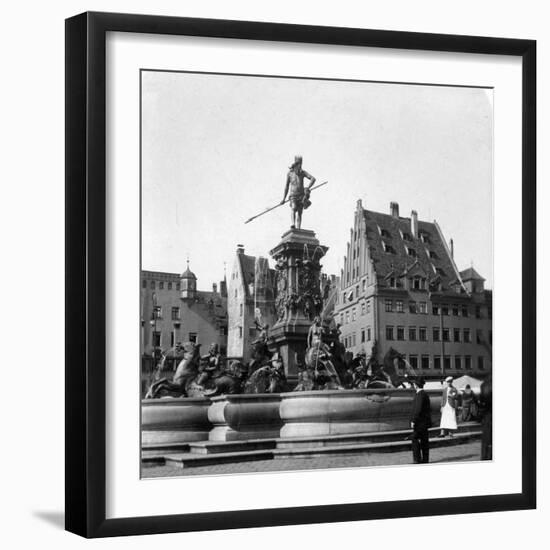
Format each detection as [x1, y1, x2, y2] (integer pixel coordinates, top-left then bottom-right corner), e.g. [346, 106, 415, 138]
[389, 277, 396, 288]
[420, 233, 430, 244]
[381, 229, 391, 238]
[402, 232, 412, 241]
[412, 277, 424, 290]
[429, 250, 438, 259]
[384, 243, 396, 254]
[407, 247, 417, 257]
[436, 267, 447, 277]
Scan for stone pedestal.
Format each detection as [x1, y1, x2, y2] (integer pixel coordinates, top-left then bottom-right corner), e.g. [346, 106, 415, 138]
[269, 228, 328, 382]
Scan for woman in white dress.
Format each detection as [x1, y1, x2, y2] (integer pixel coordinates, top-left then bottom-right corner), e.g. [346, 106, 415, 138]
[440, 376, 458, 437]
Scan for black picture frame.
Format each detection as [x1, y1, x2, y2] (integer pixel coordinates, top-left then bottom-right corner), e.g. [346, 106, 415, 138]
[65, 11, 536, 538]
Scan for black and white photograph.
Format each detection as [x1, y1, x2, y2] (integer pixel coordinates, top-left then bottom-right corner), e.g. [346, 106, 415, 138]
[140, 70, 494, 478]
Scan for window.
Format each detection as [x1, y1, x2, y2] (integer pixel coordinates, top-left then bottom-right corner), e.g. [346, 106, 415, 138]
[386, 326, 394, 340]
[340, 313, 344, 325]
[168, 282, 173, 290]
[419, 302, 427, 314]
[412, 277, 424, 290]
[396, 300, 404, 313]
[452, 305, 459, 316]
[442, 305, 449, 316]
[442, 328, 450, 342]
[444, 356, 451, 371]
[384, 243, 396, 254]
[475, 305, 482, 319]
[421, 355, 430, 369]
[150, 281, 155, 289]
[367, 327, 371, 341]
[402, 232, 412, 241]
[170, 332, 176, 347]
[389, 277, 396, 288]
[429, 250, 438, 259]
[361, 302, 366, 315]
[409, 301, 417, 313]
[153, 305, 162, 319]
[407, 247, 417, 257]
[453, 328, 461, 343]
[419, 327, 427, 341]
[171, 307, 180, 320]
[436, 267, 447, 277]
[234, 289, 238, 298]
[476, 329, 483, 344]
[434, 356, 442, 370]
[409, 355, 418, 369]
[462, 305, 469, 317]
[455, 356, 462, 370]
[478, 356, 485, 370]
[362, 279, 367, 291]
[239, 303, 243, 316]
[432, 304, 440, 315]
[433, 327, 440, 341]
[421, 233, 430, 244]
[361, 329, 365, 343]
[397, 326, 405, 340]
[238, 327, 242, 339]
[381, 229, 391, 238]
[465, 355, 472, 369]
[463, 328, 471, 343]
[409, 327, 417, 341]
[189, 332, 198, 343]
[352, 334, 356, 347]
[152, 331, 161, 348]
[142, 279, 147, 288]
[345, 311, 350, 324]
[159, 281, 164, 290]
[366, 300, 371, 314]
[176, 283, 181, 291]
[351, 308, 356, 321]
[385, 299, 393, 312]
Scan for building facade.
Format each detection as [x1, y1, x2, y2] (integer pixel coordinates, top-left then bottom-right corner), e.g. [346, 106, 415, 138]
[141, 264, 228, 364]
[227, 245, 277, 363]
[334, 200, 492, 379]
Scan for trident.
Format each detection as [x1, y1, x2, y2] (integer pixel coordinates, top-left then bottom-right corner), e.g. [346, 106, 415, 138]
[244, 181, 328, 224]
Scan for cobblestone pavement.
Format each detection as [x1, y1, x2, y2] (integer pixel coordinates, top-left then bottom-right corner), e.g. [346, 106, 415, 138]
[142, 441, 481, 479]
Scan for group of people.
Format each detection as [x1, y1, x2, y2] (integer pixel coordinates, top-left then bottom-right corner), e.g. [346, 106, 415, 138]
[409, 376, 492, 464]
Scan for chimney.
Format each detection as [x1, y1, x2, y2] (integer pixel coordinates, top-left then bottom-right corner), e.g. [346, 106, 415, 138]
[220, 279, 227, 298]
[212, 283, 218, 294]
[450, 238, 454, 259]
[390, 202, 399, 218]
[411, 210, 418, 238]
[236, 244, 244, 255]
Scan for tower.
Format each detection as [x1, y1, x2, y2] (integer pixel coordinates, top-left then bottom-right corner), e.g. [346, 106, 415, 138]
[180, 260, 197, 300]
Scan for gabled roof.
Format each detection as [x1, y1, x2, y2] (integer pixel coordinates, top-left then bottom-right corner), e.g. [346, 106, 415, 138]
[236, 253, 276, 300]
[362, 209, 460, 292]
[460, 267, 485, 282]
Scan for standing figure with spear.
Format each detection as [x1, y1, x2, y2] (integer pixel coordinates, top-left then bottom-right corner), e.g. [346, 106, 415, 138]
[281, 155, 316, 230]
[244, 155, 327, 226]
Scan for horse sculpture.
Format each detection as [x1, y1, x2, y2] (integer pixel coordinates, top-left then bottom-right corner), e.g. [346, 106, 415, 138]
[145, 342, 202, 398]
[367, 347, 417, 389]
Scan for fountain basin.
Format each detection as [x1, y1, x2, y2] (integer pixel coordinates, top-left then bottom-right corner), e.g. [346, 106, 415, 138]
[141, 397, 212, 445]
[279, 389, 442, 438]
[208, 394, 283, 441]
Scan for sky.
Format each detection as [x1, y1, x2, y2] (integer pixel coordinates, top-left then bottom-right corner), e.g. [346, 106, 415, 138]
[141, 71, 493, 289]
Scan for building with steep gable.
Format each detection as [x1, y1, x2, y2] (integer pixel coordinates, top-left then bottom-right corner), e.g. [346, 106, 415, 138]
[227, 245, 277, 363]
[334, 200, 492, 379]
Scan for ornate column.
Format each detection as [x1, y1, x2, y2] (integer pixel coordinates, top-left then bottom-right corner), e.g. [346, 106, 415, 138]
[269, 228, 328, 382]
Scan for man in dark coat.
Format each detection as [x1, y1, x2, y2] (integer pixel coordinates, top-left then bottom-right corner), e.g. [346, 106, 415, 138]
[409, 376, 432, 463]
